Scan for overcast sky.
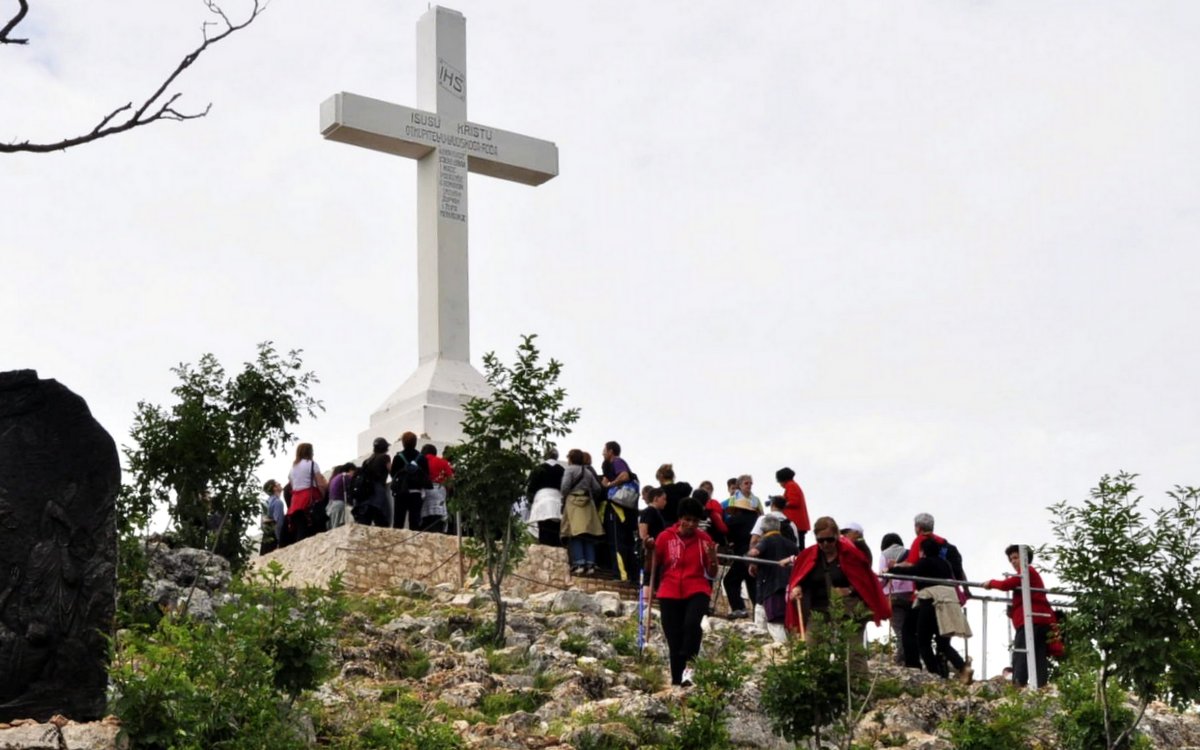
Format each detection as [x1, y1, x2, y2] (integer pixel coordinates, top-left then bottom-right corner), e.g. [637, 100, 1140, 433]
[4, 1, 1197, 675]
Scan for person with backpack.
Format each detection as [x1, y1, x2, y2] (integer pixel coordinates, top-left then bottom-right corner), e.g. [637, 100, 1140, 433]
[899, 512, 972, 680]
[352, 437, 391, 527]
[391, 431, 431, 532]
[750, 514, 799, 643]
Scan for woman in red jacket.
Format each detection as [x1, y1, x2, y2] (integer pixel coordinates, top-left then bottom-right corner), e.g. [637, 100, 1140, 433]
[983, 544, 1055, 687]
[647, 497, 719, 686]
[775, 467, 811, 548]
[785, 516, 890, 675]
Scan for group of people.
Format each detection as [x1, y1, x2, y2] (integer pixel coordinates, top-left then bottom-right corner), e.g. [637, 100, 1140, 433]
[260, 432, 456, 552]
[262, 438, 1055, 690]
[523, 446, 1055, 689]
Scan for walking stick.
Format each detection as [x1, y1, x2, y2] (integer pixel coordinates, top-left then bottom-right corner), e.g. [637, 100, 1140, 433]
[795, 594, 807, 642]
[637, 570, 646, 655]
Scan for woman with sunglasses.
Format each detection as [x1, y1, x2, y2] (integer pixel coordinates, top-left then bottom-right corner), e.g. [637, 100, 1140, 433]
[784, 516, 890, 675]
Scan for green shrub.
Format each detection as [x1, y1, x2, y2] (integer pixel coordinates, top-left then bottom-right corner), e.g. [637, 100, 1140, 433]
[1054, 661, 1150, 750]
[610, 619, 639, 657]
[478, 690, 546, 722]
[562, 632, 590, 656]
[109, 562, 344, 750]
[359, 693, 465, 750]
[760, 636, 847, 744]
[485, 647, 530, 675]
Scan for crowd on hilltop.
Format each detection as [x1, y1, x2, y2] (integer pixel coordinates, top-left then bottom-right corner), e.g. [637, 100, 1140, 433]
[259, 437, 1057, 690]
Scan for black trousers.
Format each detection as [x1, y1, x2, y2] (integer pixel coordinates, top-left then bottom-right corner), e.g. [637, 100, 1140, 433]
[723, 560, 756, 612]
[394, 491, 423, 531]
[659, 594, 709, 685]
[607, 504, 638, 582]
[1012, 624, 1049, 687]
[913, 601, 965, 677]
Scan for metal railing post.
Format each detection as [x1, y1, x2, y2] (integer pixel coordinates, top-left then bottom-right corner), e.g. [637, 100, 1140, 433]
[981, 598, 988, 680]
[1019, 544, 1038, 689]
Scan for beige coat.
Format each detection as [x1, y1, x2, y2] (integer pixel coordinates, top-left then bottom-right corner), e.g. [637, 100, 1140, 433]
[917, 585, 973, 637]
[561, 492, 603, 538]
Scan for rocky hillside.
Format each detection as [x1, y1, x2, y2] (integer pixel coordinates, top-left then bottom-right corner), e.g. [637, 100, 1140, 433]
[313, 582, 1200, 750]
[4, 544, 1199, 750]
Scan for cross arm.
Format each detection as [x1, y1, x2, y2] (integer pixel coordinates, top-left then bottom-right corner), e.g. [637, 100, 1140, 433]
[320, 92, 558, 186]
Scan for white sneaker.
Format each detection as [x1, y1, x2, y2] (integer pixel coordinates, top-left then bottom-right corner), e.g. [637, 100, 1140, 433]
[680, 668, 694, 686]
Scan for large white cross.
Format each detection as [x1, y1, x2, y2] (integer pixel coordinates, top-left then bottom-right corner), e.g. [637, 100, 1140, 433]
[320, 6, 558, 453]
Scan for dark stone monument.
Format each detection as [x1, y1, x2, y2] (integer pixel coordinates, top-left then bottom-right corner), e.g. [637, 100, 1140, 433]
[0, 370, 119, 722]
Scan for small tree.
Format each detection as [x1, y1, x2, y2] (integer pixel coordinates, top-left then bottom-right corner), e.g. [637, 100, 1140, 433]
[761, 596, 876, 749]
[450, 334, 579, 645]
[122, 341, 321, 569]
[1046, 472, 1200, 750]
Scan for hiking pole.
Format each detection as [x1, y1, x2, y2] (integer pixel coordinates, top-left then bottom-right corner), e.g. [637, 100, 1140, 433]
[637, 570, 646, 656]
[645, 547, 658, 633]
[795, 595, 806, 642]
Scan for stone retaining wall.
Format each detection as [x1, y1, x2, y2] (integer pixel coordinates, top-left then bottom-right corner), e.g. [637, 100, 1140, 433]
[255, 524, 581, 598]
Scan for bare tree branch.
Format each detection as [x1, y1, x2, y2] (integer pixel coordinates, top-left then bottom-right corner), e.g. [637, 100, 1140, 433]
[1, 0, 266, 153]
[0, 0, 29, 44]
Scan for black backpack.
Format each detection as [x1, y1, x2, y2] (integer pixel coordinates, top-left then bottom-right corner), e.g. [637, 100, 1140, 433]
[350, 461, 375, 504]
[938, 541, 967, 582]
[390, 451, 427, 498]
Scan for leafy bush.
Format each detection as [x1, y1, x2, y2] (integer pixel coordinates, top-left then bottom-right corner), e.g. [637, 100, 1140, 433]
[1046, 474, 1200, 748]
[110, 562, 343, 750]
[1054, 660, 1150, 750]
[760, 635, 847, 744]
[941, 695, 1040, 750]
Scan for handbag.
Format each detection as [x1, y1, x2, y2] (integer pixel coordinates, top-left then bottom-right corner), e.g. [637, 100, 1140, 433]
[609, 480, 640, 510]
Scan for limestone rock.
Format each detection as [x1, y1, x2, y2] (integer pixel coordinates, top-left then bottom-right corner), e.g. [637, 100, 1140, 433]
[592, 591, 623, 617]
[141, 542, 232, 620]
[0, 370, 120, 723]
[60, 722, 127, 750]
[549, 590, 601, 615]
[0, 722, 60, 750]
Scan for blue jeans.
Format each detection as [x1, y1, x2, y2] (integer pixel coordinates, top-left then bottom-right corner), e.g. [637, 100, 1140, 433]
[568, 537, 596, 566]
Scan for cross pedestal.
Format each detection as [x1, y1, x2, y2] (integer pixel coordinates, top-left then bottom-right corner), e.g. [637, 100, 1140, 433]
[320, 6, 558, 454]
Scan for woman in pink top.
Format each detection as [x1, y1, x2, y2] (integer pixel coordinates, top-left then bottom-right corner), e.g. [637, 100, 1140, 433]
[647, 497, 718, 686]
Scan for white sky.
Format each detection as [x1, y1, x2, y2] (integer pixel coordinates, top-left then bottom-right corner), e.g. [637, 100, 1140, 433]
[4, 1, 1198, 676]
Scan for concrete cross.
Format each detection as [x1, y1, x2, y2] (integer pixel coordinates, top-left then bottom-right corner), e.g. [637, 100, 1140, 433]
[320, 6, 558, 453]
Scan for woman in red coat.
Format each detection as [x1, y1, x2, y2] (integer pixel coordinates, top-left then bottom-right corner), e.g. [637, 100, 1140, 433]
[775, 467, 811, 548]
[647, 497, 719, 686]
[785, 516, 890, 675]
